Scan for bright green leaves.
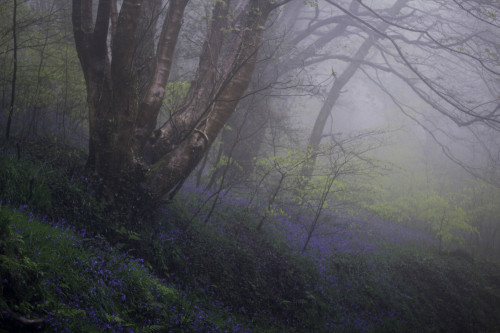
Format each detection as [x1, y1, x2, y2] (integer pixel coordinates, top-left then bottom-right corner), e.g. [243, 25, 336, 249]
[218, 154, 243, 173]
[367, 185, 480, 251]
[256, 148, 307, 171]
[252, 141, 365, 234]
[160, 81, 190, 120]
[418, 194, 474, 249]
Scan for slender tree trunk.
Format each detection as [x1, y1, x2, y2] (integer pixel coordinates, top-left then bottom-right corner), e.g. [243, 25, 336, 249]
[134, 0, 161, 102]
[205, 144, 225, 191]
[302, 0, 408, 179]
[5, 0, 18, 141]
[257, 172, 286, 231]
[195, 152, 210, 187]
[29, 28, 50, 137]
[302, 177, 334, 252]
[212, 1, 363, 180]
[133, 0, 189, 151]
[204, 107, 252, 221]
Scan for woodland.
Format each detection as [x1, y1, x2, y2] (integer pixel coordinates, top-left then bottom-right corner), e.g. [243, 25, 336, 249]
[1, 0, 500, 331]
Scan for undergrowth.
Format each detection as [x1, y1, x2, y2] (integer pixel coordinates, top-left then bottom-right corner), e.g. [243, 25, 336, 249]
[0, 140, 104, 231]
[0, 205, 256, 332]
[1, 138, 500, 332]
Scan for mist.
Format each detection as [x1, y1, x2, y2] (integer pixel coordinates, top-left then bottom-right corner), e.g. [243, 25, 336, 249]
[1, 0, 499, 331]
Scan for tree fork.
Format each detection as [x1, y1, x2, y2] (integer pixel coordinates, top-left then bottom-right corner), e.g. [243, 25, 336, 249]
[146, 0, 272, 199]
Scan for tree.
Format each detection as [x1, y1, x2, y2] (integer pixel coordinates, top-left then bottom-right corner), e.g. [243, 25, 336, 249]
[1, 0, 86, 142]
[69, 0, 500, 225]
[323, 0, 500, 184]
[71, 0, 291, 216]
[4, 0, 17, 141]
[224, 0, 500, 186]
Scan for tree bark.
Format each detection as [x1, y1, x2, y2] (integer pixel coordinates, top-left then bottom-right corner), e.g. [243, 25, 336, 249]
[5, 0, 18, 141]
[73, 0, 114, 173]
[133, 0, 189, 152]
[71, 0, 281, 211]
[146, 0, 273, 198]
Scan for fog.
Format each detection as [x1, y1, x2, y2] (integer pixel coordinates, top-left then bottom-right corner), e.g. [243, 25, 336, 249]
[204, 0, 500, 257]
[2, 0, 499, 255]
[271, 0, 500, 178]
[1, 0, 500, 330]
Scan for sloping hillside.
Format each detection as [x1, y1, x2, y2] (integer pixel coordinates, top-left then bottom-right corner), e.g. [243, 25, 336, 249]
[1, 142, 499, 332]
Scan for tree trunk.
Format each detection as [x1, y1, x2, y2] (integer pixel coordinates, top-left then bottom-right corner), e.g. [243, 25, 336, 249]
[145, 1, 273, 198]
[5, 0, 18, 141]
[302, 0, 408, 180]
[133, 0, 189, 152]
[72, 0, 284, 216]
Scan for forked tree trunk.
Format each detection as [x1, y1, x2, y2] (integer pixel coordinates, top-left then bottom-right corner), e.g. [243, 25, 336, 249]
[72, 0, 286, 214]
[146, 1, 272, 197]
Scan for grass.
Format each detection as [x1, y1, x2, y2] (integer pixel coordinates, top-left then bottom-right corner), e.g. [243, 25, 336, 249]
[0, 205, 259, 332]
[0, 140, 105, 231]
[1, 138, 500, 332]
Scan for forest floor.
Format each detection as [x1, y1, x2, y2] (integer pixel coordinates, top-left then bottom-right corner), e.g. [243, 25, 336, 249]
[1, 138, 500, 332]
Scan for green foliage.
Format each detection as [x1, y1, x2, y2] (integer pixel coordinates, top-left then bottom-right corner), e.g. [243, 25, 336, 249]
[149, 195, 320, 329]
[0, 141, 105, 230]
[0, 153, 52, 211]
[160, 81, 190, 120]
[367, 186, 476, 250]
[454, 180, 500, 257]
[419, 194, 474, 248]
[251, 149, 309, 227]
[205, 154, 244, 190]
[0, 0, 87, 138]
[170, 186, 500, 332]
[217, 154, 243, 173]
[0, 209, 46, 324]
[1, 139, 500, 332]
[391, 253, 500, 332]
[364, 162, 500, 256]
[115, 226, 142, 241]
[0, 205, 185, 331]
